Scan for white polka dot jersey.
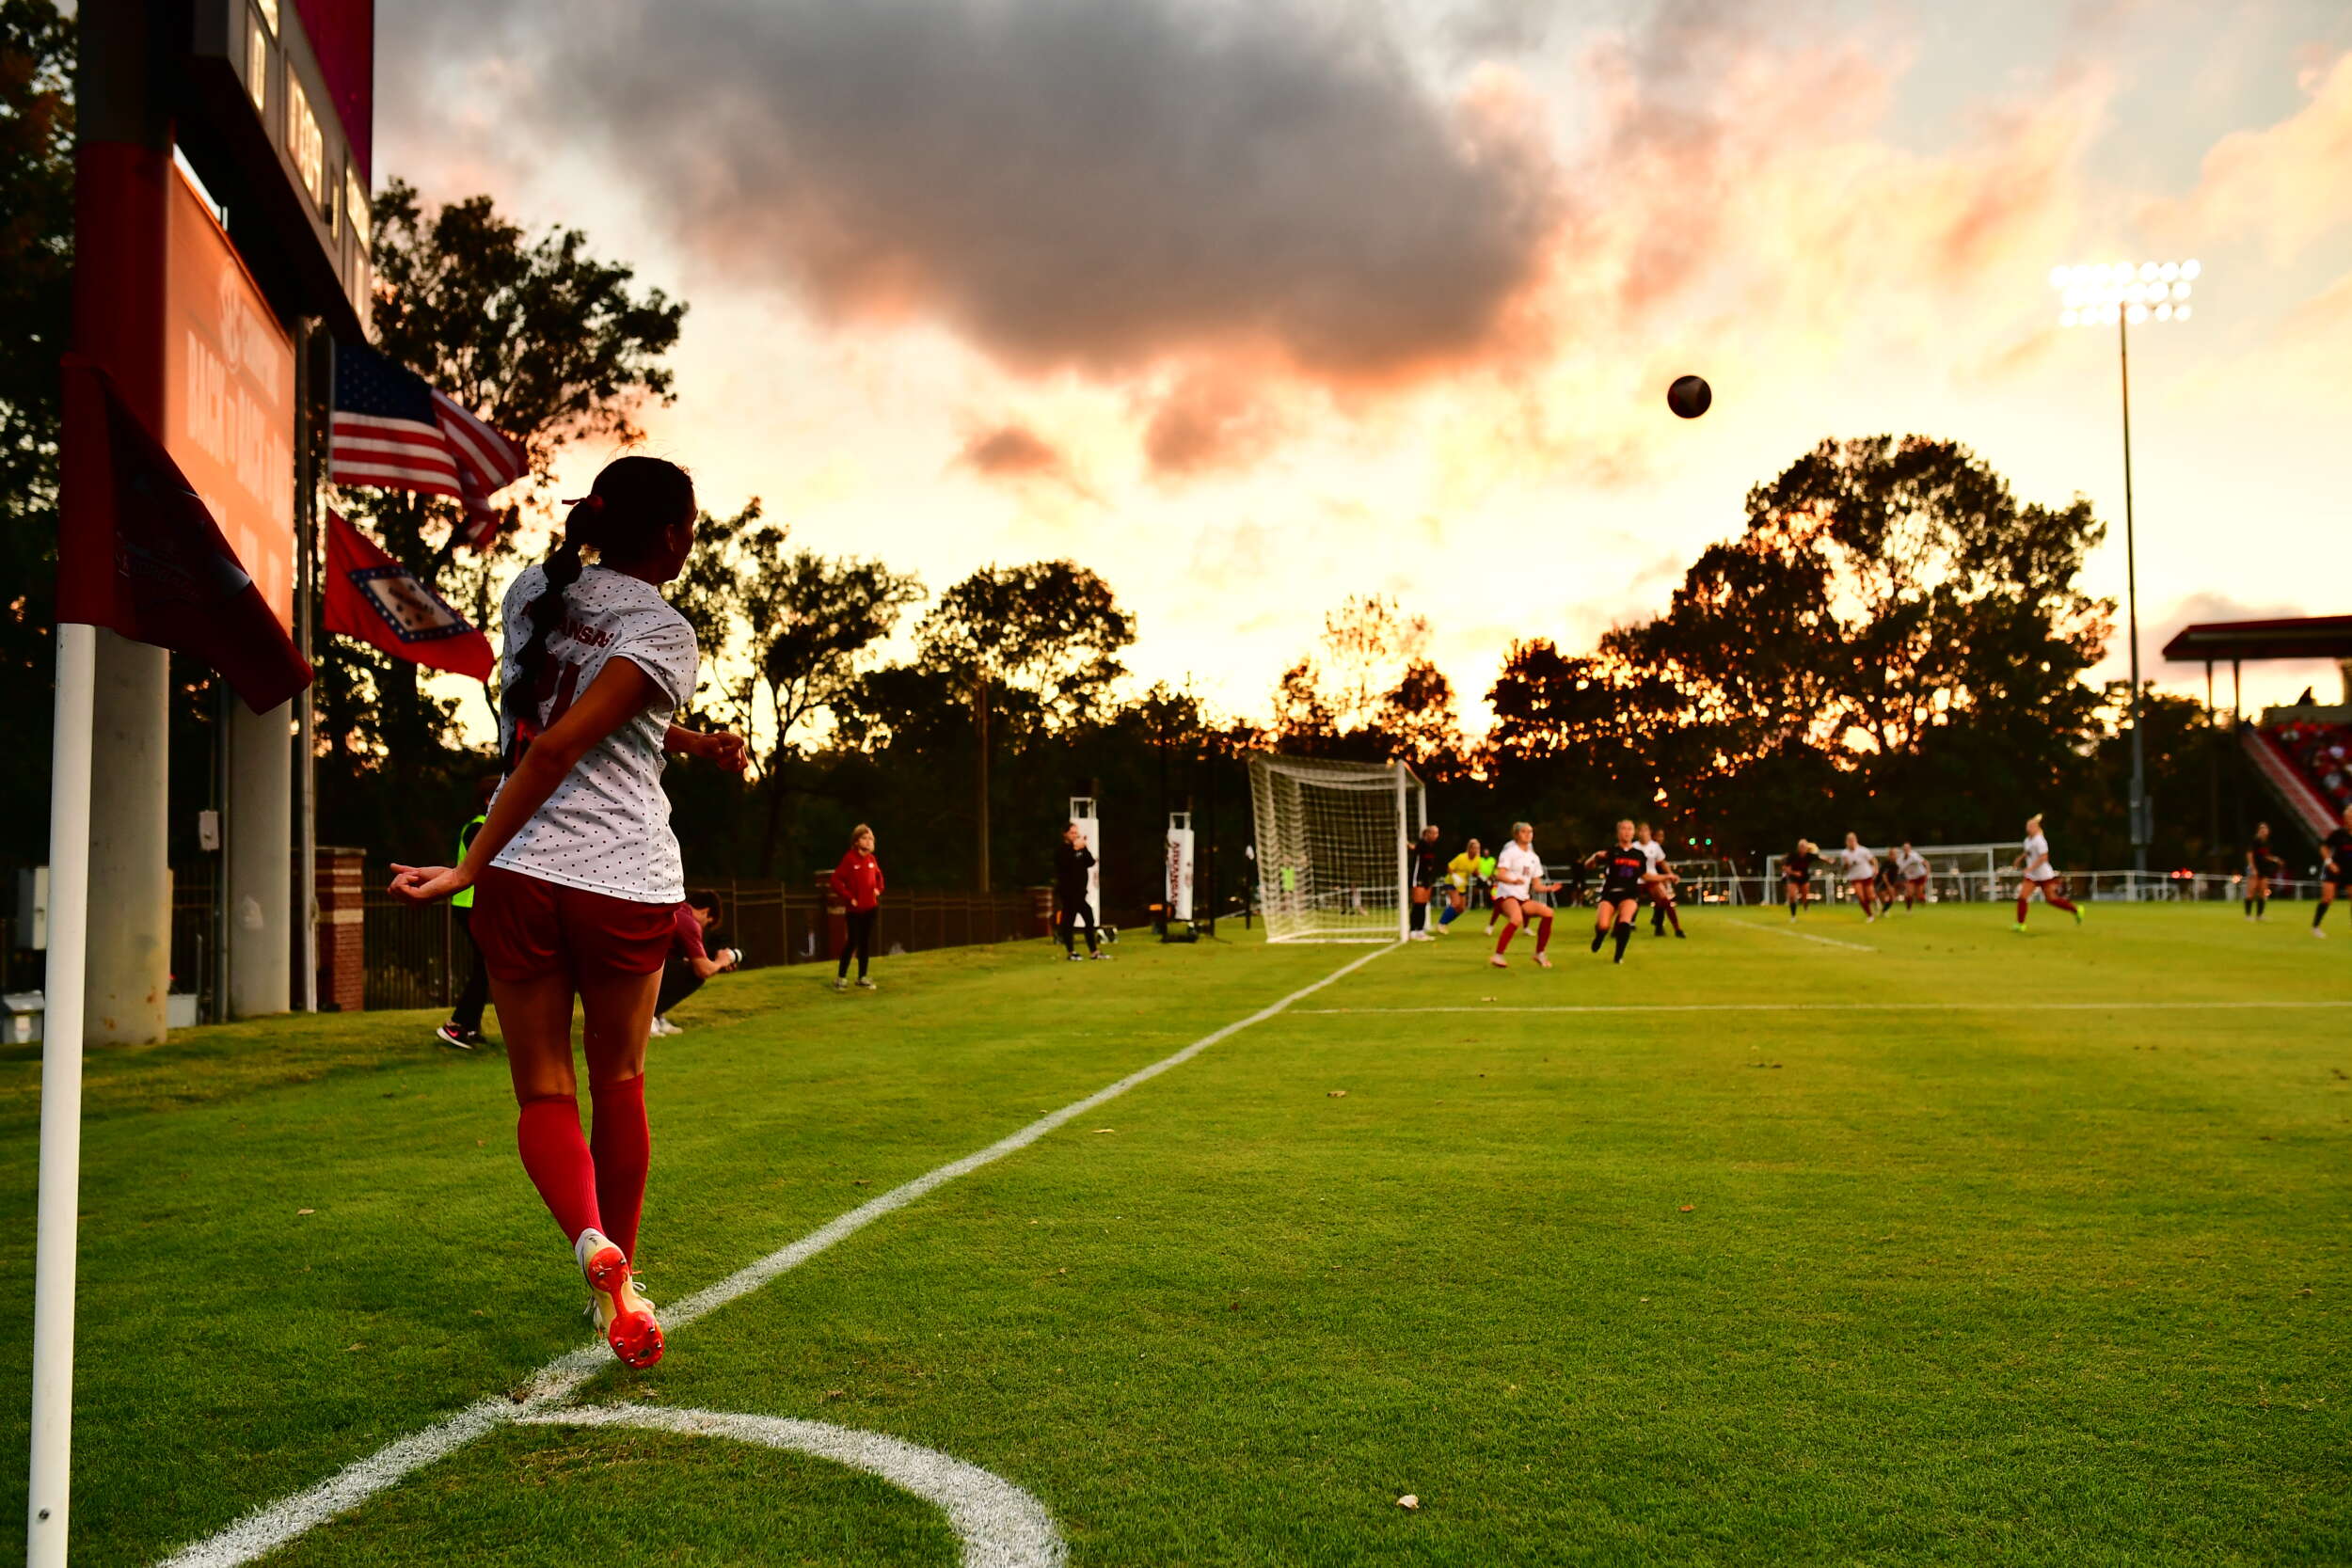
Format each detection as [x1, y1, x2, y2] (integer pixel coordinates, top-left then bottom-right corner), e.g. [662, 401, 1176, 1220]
[491, 563, 700, 903]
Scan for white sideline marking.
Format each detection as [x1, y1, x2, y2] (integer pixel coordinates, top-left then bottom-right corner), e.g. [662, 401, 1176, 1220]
[1723, 919, 1876, 951]
[1302, 999, 2352, 1016]
[156, 943, 1394, 1568]
[521, 1406, 1066, 1568]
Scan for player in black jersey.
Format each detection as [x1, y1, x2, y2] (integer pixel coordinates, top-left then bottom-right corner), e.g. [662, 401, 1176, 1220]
[2243, 822, 2282, 921]
[1584, 819, 1660, 964]
[1782, 839, 1820, 919]
[2316, 805, 2352, 938]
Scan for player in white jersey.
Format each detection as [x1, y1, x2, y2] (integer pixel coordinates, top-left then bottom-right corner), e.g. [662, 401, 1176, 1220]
[2010, 812, 2082, 931]
[1488, 821, 1559, 969]
[1838, 832, 1882, 922]
[1895, 842, 1931, 910]
[391, 457, 749, 1369]
[1636, 822, 1684, 937]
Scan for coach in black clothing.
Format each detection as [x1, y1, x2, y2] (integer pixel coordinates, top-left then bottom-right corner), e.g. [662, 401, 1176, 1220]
[1056, 824, 1104, 959]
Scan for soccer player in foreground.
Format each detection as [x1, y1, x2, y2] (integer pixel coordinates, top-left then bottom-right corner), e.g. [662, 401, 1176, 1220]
[2011, 813, 2082, 931]
[390, 456, 748, 1370]
[1587, 820, 1656, 963]
[2316, 804, 2352, 938]
[1488, 822, 1557, 968]
[1839, 832, 1881, 922]
[1782, 839, 1820, 919]
[1637, 822, 1684, 937]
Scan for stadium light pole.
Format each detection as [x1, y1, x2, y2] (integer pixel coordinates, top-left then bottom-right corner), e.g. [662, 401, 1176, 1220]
[2048, 258, 2201, 878]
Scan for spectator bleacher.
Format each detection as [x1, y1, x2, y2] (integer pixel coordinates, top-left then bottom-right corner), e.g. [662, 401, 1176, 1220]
[2267, 719, 2352, 813]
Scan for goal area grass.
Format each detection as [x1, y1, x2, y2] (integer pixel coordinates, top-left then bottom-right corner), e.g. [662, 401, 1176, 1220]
[0, 903, 2345, 1565]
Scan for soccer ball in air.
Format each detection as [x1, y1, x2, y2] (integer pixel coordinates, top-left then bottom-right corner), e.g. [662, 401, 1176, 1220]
[1667, 374, 1712, 419]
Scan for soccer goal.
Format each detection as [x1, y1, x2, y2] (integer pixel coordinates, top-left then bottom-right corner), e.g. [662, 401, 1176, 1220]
[1248, 754, 1425, 942]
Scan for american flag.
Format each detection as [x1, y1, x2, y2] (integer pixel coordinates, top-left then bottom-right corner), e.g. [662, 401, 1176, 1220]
[329, 342, 528, 547]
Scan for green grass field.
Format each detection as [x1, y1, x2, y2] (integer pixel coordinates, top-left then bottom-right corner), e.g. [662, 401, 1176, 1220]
[3, 903, 2348, 1566]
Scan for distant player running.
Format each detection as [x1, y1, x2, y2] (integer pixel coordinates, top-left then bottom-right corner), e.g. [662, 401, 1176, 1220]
[1488, 822, 1558, 969]
[1782, 839, 1820, 919]
[2243, 822, 2281, 921]
[1838, 832, 1881, 923]
[1895, 842, 1931, 910]
[1636, 822, 1684, 937]
[1587, 820, 1659, 963]
[390, 457, 749, 1370]
[2012, 813, 2082, 931]
[2315, 805, 2352, 938]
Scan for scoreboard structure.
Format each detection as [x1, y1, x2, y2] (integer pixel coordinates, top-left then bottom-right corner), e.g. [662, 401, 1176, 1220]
[39, 8, 375, 1560]
[184, 0, 374, 339]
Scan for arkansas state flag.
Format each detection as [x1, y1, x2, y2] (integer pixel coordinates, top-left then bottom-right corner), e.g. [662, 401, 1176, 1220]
[58, 357, 313, 714]
[323, 513, 497, 682]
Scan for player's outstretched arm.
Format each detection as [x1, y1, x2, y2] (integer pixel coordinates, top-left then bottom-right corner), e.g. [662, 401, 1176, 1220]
[666, 723, 749, 772]
[390, 659, 662, 904]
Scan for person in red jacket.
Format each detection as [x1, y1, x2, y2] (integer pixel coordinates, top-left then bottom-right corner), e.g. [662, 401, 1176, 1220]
[830, 824, 884, 990]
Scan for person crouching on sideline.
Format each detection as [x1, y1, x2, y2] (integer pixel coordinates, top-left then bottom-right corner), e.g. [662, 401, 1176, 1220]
[830, 824, 884, 990]
[651, 891, 738, 1036]
[1408, 822, 1444, 940]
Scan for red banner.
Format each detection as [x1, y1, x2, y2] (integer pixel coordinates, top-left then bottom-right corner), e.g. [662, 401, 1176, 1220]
[57, 357, 314, 713]
[322, 512, 496, 681]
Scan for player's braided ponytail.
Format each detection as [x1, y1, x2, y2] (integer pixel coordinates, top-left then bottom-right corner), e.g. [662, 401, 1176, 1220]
[502, 454, 694, 768]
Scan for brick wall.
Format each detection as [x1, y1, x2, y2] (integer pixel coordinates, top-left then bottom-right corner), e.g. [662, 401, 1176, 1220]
[316, 847, 365, 1013]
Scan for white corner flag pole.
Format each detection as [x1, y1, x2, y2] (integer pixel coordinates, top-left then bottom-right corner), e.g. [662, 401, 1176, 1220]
[28, 621, 96, 1566]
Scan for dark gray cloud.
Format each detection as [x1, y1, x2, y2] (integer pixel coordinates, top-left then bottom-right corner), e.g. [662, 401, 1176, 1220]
[519, 0, 1559, 381]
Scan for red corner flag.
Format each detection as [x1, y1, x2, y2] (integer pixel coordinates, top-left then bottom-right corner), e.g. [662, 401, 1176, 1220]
[57, 358, 313, 713]
[323, 513, 497, 681]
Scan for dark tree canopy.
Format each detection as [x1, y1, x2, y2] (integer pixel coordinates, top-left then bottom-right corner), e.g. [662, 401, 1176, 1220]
[916, 561, 1135, 727]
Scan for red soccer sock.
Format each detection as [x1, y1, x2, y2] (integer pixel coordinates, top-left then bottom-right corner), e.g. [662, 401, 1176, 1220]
[516, 1094, 601, 1246]
[2043, 890, 2078, 914]
[2015, 895, 2029, 924]
[1534, 915, 1553, 954]
[1495, 923, 1517, 954]
[590, 1074, 652, 1264]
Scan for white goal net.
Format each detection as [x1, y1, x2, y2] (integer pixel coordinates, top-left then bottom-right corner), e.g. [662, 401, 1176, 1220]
[1248, 754, 1425, 942]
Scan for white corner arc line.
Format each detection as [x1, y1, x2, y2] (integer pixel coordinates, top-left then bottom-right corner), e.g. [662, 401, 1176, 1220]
[1722, 920, 1875, 951]
[519, 1406, 1065, 1568]
[1297, 998, 2352, 1016]
[154, 943, 1395, 1568]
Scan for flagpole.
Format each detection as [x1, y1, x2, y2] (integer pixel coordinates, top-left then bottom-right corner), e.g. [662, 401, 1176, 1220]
[28, 622, 96, 1567]
[297, 329, 326, 1012]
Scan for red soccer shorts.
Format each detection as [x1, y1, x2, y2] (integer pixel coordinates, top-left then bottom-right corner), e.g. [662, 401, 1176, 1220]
[470, 865, 675, 984]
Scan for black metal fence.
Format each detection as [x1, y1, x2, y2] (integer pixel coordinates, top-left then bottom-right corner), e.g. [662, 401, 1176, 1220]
[4, 860, 1046, 1017]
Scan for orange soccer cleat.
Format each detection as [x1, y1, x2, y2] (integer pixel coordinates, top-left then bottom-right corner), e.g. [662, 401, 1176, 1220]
[575, 1227, 663, 1369]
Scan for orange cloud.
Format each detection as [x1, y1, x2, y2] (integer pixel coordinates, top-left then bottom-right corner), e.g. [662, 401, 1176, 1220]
[2152, 49, 2352, 262]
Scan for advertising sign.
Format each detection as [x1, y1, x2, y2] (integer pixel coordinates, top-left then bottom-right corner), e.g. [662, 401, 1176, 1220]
[163, 164, 295, 630]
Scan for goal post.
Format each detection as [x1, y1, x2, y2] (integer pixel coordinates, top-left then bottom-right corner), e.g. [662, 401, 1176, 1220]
[1246, 754, 1425, 942]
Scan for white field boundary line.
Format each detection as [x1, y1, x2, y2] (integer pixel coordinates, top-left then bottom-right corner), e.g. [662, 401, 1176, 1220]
[519, 1407, 1065, 1568]
[1300, 1000, 2352, 1016]
[157, 943, 1398, 1568]
[1720, 918, 1875, 951]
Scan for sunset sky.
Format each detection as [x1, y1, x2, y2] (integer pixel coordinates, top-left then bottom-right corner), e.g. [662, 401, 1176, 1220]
[379, 0, 2352, 738]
